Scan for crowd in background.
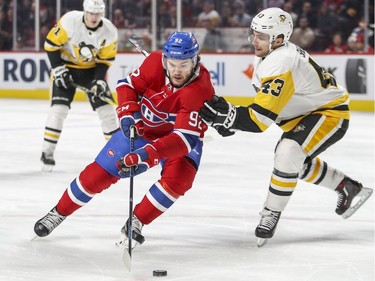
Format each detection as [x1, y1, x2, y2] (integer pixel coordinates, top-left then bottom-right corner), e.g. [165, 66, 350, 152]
[0, 0, 374, 53]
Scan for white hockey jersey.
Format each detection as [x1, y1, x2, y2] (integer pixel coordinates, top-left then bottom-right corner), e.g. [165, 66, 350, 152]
[44, 11, 118, 69]
[250, 42, 350, 132]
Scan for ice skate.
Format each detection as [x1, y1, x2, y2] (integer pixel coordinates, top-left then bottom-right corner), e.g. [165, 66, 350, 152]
[335, 177, 373, 219]
[40, 152, 55, 172]
[34, 207, 66, 237]
[116, 215, 145, 249]
[255, 207, 281, 247]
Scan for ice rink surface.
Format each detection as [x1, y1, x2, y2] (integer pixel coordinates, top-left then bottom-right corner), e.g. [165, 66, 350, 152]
[0, 99, 374, 281]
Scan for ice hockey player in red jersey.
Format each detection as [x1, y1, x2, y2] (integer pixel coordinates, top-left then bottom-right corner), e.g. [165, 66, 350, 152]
[34, 31, 215, 248]
[200, 7, 373, 247]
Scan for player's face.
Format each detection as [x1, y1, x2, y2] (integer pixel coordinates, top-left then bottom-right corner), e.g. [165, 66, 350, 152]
[165, 58, 195, 87]
[84, 12, 102, 28]
[249, 30, 270, 57]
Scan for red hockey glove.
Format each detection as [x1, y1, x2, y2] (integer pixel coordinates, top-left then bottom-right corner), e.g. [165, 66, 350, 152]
[116, 101, 144, 138]
[117, 144, 159, 178]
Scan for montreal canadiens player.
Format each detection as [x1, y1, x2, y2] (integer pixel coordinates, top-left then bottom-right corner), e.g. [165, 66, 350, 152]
[41, 0, 118, 172]
[34, 31, 215, 248]
[200, 7, 373, 247]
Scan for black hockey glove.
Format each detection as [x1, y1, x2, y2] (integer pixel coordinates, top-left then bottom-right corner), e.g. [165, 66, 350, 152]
[200, 95, 237, 129]
[52, 65, 72, 89]
[90, 79, 115, 103]
[216, 126, 235, 137]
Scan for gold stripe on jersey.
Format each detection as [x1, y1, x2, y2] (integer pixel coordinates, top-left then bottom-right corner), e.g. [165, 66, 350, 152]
[279, 107, 349, 132]
[250, 70, 295, 131]
[302, 115, 344, 156]
[97, 40, 117, 61]
[44, 22, 69, 50]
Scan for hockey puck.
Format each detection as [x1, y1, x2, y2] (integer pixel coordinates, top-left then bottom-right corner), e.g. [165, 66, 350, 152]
[153, 270, 167, 277]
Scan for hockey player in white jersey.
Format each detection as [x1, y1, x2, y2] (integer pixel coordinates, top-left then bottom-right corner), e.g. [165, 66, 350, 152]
[200, 7, 373, 247]
[41, 0, 119, 172]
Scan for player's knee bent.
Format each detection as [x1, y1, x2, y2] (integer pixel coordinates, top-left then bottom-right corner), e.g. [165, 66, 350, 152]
[162, 159, 197, 196]
[79, 161, 120, 194]
[274, 139, 306, 174]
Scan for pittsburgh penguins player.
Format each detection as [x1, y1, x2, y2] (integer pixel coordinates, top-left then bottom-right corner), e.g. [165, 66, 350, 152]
[200, 7, 373, 247]
[41, 0, 119, 172]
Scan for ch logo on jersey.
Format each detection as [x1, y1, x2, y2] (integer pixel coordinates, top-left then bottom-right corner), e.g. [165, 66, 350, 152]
[141, 97, 176, 127]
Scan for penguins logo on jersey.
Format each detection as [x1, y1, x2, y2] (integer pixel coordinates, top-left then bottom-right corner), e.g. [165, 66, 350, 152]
[78, 42, 96, 61]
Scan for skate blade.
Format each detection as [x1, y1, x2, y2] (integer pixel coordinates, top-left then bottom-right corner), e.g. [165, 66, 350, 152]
[257, 237, 268, 247]
[341, 187, 373, 219]
[41, 164, 54, 172]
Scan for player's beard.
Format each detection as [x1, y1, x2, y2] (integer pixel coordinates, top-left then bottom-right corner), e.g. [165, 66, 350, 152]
[165, 69, 197, 89]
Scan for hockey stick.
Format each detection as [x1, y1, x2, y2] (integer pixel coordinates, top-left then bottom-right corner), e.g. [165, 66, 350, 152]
[69, 79, 117, 106]
[122, 125, 136, 271]
[128, 37, 150, 57]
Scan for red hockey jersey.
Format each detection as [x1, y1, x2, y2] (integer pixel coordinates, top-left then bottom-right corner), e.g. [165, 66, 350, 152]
[116, 51, 214, 159]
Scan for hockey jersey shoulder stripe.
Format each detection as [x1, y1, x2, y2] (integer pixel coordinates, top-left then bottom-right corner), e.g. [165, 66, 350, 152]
[44, 22, 69, 51]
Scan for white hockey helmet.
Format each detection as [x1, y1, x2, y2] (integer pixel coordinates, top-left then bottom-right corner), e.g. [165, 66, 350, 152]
[250, 7, 293, 43]
[83, 0, 105, 14]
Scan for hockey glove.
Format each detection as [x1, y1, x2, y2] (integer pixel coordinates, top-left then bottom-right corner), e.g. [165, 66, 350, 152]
[90, 79, 115, 103]
[216, 126, 236, 137]
[52, 65, 72, 89]
[200, 95, 237, 129]
[117, 144, 159, 178]
[116, 101, 144, 138]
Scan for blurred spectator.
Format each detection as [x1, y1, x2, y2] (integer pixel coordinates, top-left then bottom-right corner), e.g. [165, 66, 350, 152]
[168, 4, 177, 28]
[123, 10, 137, 28]
[324, 32, 348, 53]
[283, 1, 298, 26]
[337, 5, 360, 40]
[290, 16, 315, 51]
[183, 0, 202, 26]
[244, 0, 259, 17]
[314, 2, 339, 51]
[296, 1, 316, 28]
[347, 18, 374, 48]
[268, 0, 285, 9]
[220, 4, 234, 27]
[0, 9, 12, 50]
[323, 0, 345, 13]
[348, 33, 374, 53]
[201, 18, 227, 52]
[158, 2, 173, 28]
[39, 24, 49, 50]
[231, 1, 252, 27]
[0, 0, 8, 13]
[112, 8, 125, 28]
[196, 0, 221, 28]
